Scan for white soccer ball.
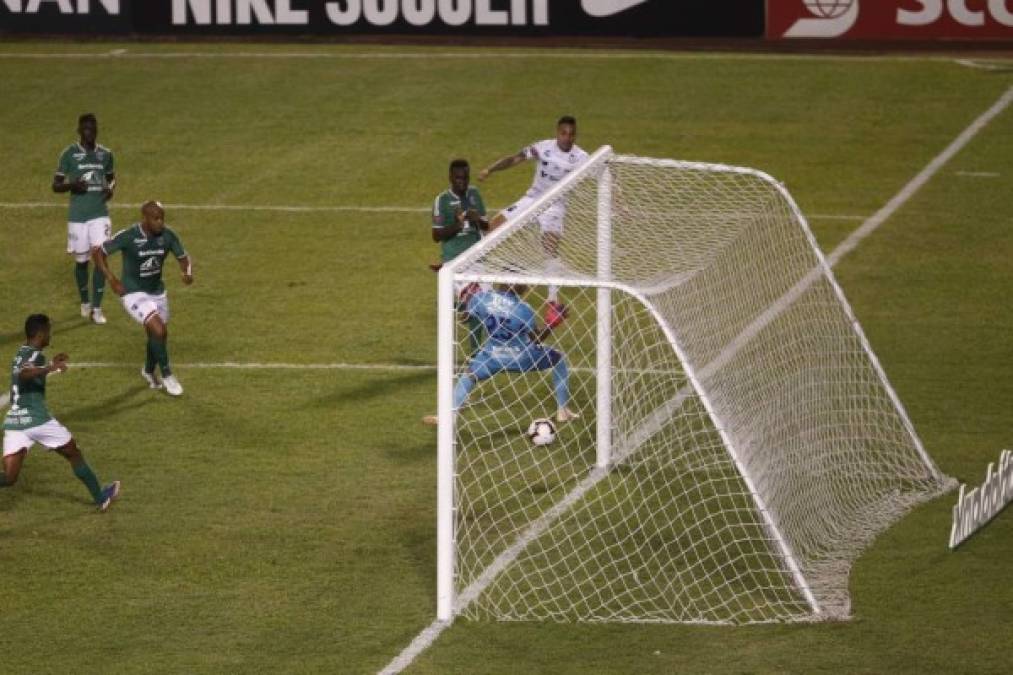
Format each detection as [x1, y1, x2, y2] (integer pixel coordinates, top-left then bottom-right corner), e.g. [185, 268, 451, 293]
[527, 418, 557, 446]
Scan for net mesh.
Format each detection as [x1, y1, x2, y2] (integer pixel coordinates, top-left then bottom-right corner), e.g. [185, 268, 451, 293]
[445, 152, 954, 623]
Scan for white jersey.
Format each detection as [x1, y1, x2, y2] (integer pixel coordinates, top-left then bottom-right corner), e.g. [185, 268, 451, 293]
[521, 139, 588, 199]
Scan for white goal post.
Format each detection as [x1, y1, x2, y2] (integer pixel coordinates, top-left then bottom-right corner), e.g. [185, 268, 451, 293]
[435, 146, 955, 624]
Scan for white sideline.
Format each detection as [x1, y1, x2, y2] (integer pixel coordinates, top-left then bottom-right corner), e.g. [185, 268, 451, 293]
[0, 201, 863, 221]
[378, 84, 1013, 675]
[0, 50, 1002, 66]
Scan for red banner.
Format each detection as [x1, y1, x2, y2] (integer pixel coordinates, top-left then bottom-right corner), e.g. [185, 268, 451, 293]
[768, 0, 1013, 40]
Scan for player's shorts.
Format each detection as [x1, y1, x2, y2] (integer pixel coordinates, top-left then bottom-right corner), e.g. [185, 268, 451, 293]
[67, 217, 112, 262]
[467, 344, 562, 381]
[3, 419, 73, 457]
[502, 196, 566, 235]
[120, 291, 169, 326]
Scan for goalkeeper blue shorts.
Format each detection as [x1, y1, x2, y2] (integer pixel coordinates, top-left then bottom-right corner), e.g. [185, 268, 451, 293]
[468, 344, 562, 381]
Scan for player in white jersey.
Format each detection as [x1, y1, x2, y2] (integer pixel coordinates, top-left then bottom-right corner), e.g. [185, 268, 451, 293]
[478, 116, 588, 328]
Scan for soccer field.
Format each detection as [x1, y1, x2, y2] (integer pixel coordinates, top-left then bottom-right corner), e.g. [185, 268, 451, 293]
[0, 43, 1011, 673]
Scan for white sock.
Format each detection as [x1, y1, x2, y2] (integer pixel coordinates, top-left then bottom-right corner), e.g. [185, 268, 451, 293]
[546, 258, 563, 303]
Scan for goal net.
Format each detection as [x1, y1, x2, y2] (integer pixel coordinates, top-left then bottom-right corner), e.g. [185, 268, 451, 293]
[435, 146, 955, 624]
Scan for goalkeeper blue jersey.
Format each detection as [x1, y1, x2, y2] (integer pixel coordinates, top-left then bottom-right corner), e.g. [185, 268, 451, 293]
[466, 290, 536, 352]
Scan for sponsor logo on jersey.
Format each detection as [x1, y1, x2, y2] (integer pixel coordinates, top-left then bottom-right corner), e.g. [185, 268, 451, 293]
[139, 257, 161, 277]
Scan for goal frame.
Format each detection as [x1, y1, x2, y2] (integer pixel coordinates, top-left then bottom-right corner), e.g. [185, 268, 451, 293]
[434, 145, 947, 623]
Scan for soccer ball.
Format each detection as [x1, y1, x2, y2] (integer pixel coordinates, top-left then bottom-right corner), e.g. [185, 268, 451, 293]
[527, 418, 557, 446]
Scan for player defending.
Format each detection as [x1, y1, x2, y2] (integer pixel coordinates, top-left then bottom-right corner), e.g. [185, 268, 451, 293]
[93, 201, 192, 396]
[422, 283, 579, 426]
[478, 116, 588, 329]
[432, 159, 489, 353]
[52, 113, 116, 325]
[2, 314, 121, 511]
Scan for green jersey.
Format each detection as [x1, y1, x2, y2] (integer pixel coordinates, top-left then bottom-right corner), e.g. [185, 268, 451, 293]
[432, 186, 486, 262]
[4, 345, 52, 431]
[56, 142, 115, 223]
[101, 223, 187, 295]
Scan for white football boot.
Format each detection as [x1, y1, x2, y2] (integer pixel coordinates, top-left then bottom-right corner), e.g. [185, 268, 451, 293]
[162, 375, 184, 397]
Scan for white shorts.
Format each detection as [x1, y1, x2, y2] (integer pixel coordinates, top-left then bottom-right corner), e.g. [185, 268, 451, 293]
[121, 291, 169, 325]
[67, 217, 112, 262]
[3, 419, 73, 457]
[503, 196, 566, 235]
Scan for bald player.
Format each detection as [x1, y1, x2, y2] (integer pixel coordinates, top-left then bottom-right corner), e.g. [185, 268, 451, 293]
[93, 201, 193, 396]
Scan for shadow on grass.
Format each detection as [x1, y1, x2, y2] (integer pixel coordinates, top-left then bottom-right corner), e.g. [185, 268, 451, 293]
[313, 370, 433, 407]
[59, 383, 155, 424]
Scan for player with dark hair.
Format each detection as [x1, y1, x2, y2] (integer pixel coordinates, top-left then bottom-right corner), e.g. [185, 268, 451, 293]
[478, 116, 588, 328]
[431, 158, 489, 353]
[2, 314, 120, 511]
[93, 201, 193, 396]
[52, 113, 116, 325]
[422, 282, 579, 426]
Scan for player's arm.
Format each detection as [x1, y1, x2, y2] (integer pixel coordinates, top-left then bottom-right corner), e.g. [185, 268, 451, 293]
[52, 149, 86, 194]
[92, 244, 125, 297]
[52, 173, 87, 194]
[103, 171, 116, 201]
[18, 353, 69, 380]
[478, 150, 528, 182]
[432, 204, 467, 242]
[177, 255, 194, 286]
[468, 190, 489, 231]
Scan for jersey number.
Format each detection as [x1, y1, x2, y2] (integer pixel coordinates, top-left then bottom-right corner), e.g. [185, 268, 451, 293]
[483, 316, 518, 341]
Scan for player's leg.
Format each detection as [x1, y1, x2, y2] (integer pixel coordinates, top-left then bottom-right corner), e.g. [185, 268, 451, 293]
[510, 346, 578, 422]
[422, 351, 500, 425]
[50, 431, 120, 511]
[539, 206, 567, 328]
[121, 292, 165, 389]
[68, 222, 92, 316]
[86, 217, 112, 324]
[1, 432, 30, 486]
[145, 310, 182, 396]
[490, 195, 534, 233]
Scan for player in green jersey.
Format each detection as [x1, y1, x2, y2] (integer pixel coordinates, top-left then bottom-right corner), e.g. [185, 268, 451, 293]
[2, 315, 121, 512]
[52, 113, 116, 325]
[93, 201, 193, 397]
[431, 159, 489, 353]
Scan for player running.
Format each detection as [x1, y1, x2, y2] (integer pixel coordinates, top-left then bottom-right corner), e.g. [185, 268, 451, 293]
[93, 201, 193, 396]
[52, 113, 116, 325]
[2, 314, 121, 512]
[422, 282, 579, 426]
[478, 116, 588, 329]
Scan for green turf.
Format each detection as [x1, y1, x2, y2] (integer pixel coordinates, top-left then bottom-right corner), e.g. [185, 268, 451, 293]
[0, 43, 1011, 673]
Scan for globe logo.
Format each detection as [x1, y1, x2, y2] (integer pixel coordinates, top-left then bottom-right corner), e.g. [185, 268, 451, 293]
[803, 0, 854, 19]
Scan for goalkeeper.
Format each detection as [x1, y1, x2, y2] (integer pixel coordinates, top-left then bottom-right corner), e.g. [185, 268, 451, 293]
[423, 282, 579, 426]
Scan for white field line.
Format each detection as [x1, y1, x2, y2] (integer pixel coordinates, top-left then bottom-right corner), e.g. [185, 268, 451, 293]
[0, 201, 865, 221]
[954, 170, 1001, 177]
[378, 84, 1013, 675]
[955, 59, 1013, 71]
[827, 85, 1013, 268]
[0, 49, 1001, 66]
[73, 361, 432, 372]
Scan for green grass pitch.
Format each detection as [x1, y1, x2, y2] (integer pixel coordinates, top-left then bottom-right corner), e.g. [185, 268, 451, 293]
[0, 43, 1011, 673]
